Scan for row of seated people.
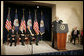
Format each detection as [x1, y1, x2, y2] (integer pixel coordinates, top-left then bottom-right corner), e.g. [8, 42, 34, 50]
[8, 26, 41, 46]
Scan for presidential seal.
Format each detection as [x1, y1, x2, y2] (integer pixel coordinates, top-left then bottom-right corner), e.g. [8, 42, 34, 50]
[60, 24, 65, 30]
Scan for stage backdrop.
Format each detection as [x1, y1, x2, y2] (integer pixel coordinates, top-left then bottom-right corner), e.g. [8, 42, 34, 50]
[3, 2, 52, 43]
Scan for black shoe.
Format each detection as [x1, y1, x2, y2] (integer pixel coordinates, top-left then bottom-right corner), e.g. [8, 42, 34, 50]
[74, 43, 75, 45]
[30, 43, 32, 45]
[22, 44, 25, 46]
[15, 44, 16, 46]
[36, 43, 38, 45]
[22, 43, 24, 45]
[10, 44, 12, 46]
[23, 45, 25, 46]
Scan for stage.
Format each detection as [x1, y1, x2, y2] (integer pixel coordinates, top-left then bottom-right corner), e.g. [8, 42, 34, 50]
[2, 41, 83, 55]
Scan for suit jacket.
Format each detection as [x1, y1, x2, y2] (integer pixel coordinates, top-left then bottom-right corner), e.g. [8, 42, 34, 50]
[26, 28, 37, 36]
[26, 28, 30, 34]
[31, 29, 36, 35]
[52, 21, 58, 32]
[71, 30, 80, 37]
[52, 20, 63, 32]
[18, 30, 26, 37]
[9, 29, 16, 38]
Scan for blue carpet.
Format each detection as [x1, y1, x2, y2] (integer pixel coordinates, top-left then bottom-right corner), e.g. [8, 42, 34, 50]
[32, 49, 83, 55]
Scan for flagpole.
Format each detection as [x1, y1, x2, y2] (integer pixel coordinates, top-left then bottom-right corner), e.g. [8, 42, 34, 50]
[41, 11, 43, 17]
[29, 9, 30, 15]
[29, 9, 31, 19]
[23, 8, 24, 19]
[8, 7, 10, 19]
[16, 9, 17, 14]
[35, 9, 37, 21]
[8, 7, 10, 15]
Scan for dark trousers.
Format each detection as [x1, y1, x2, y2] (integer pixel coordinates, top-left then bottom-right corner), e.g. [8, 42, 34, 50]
[70, 36, 77, 45]
[10, 36, 17, 45]
[52, 37, 54, 48]
[29, 35, 32, 45]
[36, 34, 40, 45]
[21, 36, 25, 45]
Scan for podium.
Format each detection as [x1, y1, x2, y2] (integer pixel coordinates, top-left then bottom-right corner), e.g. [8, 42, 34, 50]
[52, 22, 68, 50]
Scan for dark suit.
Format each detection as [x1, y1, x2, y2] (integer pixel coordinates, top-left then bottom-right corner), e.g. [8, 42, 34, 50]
[18, 30, 25, 45]
[26, 28, 32, 45]
[33, 29, 41, 45]
[35, 33, 41, 45]
[52, 20, 63, 48]
[9, 29, 17, 46]
[52, 20, 63, 32]
[70, 30, 80, 45]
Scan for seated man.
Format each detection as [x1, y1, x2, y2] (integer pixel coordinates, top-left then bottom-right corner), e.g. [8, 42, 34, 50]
[9, 26, 17, 46]
[33, 26, 41, 45]
[18, 26, 25, 46]
[70, 27, 80, 45]
[26, 26, 34, 45]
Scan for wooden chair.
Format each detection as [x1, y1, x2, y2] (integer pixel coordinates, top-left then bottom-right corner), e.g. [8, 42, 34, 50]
[17, 35, 20, 45]
[25, 35, 29, 44]
[32, 37, 36, 42]
[75, 36, 80, 44]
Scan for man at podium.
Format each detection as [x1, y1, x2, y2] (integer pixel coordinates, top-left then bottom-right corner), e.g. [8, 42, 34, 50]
[55, 16, 63, 24]
[52, 16, 68, 50]
[52, 16, 63, 48]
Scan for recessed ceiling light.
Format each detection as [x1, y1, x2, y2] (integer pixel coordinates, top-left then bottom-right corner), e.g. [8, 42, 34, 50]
[37, 6, 39, 8]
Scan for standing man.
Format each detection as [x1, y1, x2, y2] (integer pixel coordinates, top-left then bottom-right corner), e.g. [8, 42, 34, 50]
[9, 26, 17, 46]
[70, 27, 80, 45]
[55, 16, 63, 24]
[52, 16, 63, 32]
[52, 16, 63, 48]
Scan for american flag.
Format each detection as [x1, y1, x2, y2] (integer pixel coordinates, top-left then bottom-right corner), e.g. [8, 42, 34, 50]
[20, 17, 26, 32]
[33, 19, 39, 35]
[5, 15, 12, 32]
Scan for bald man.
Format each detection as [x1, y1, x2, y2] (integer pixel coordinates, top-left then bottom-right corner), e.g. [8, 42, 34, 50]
[70, 27, 80, 45]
